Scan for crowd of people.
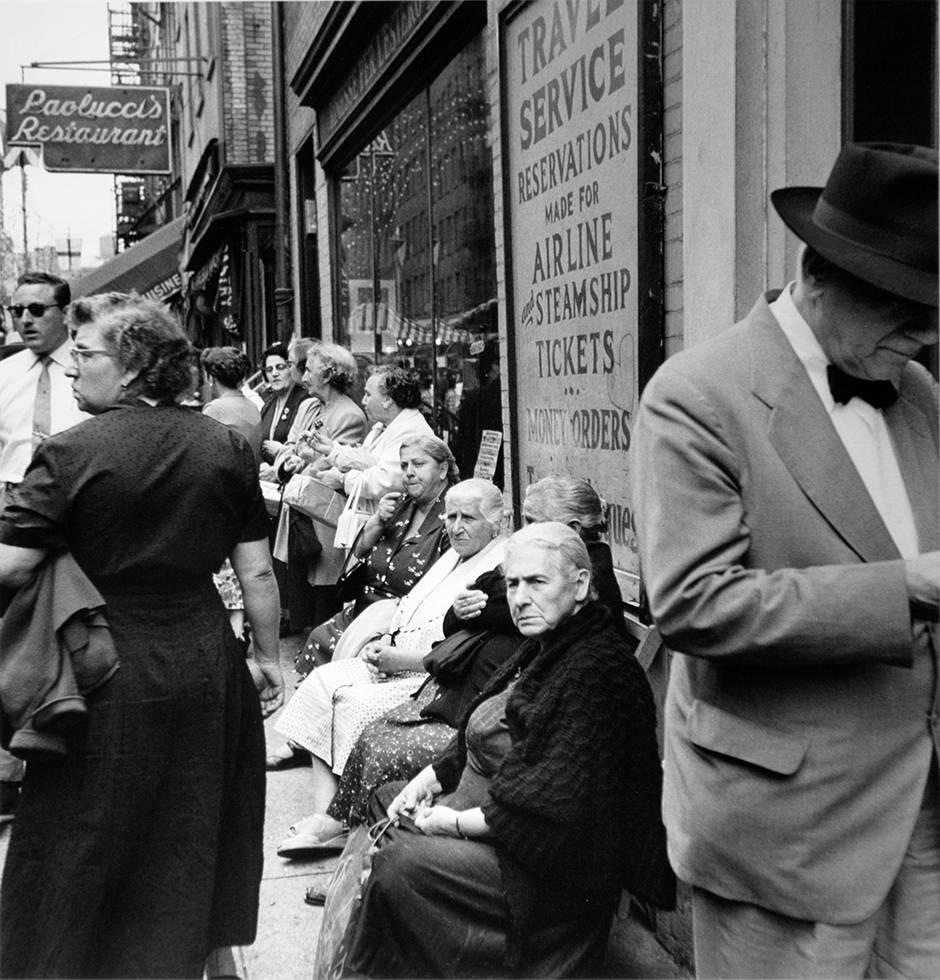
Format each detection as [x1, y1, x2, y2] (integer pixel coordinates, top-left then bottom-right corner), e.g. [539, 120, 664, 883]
[0, 138, 936, 980]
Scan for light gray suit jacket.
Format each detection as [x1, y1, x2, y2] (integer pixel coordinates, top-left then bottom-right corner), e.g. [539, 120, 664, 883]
[634, 292, 939, 924]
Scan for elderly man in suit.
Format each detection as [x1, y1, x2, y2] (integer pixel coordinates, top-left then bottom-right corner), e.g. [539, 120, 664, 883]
[634, 142, 938, 978]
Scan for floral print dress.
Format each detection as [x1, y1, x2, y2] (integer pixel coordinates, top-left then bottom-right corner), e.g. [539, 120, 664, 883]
[293, 489, 450, 677]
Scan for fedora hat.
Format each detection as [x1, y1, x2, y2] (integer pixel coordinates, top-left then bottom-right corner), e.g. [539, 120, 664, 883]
[771, 142, 937, 307]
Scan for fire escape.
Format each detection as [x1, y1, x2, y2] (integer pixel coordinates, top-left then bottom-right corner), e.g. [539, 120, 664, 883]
[107, 3, 179, 252]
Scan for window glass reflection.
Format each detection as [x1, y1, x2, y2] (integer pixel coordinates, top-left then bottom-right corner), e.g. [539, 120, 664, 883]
[334, 34, 501, 484]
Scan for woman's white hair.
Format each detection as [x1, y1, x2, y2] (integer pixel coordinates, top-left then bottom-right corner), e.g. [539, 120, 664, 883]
[444, 478, 505, 530]
[505, 521, 592, 577]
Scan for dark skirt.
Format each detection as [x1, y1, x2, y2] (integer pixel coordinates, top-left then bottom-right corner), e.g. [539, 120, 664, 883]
[343, 785, 615, 978]
[0, 585, 266, 979]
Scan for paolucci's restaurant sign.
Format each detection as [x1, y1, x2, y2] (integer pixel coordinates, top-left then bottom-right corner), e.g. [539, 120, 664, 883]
[503, 0, 641, 598]
[5, 84, 171, 174]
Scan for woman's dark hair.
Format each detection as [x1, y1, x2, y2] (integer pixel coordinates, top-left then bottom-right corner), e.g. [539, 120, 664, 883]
[373, 364, 422, 409]
[17, 270, 70, 308]
[201, 346, 252, 389]
[94, 300, 194, 402]
[262, 341, 290, 372]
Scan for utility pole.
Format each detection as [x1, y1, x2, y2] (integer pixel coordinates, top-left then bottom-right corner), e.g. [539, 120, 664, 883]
[19, 154, 28, 272]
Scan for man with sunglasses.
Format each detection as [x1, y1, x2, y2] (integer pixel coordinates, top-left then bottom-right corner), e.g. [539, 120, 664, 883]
[0, 272, 89, 815]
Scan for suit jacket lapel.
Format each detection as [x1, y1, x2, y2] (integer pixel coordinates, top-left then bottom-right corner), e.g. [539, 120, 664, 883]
[747, 297, 900, 563]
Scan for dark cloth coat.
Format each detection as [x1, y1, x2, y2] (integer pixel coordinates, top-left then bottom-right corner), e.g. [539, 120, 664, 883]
[0, 551, 118, 760]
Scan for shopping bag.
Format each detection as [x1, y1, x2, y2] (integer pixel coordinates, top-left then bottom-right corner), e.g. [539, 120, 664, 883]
[312, 823, 379, 980]
[282, 472, 345, 529]
[334, 476, 369, 549]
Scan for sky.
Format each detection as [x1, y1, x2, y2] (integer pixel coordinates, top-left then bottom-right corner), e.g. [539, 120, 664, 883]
[0, 0, 117, 269]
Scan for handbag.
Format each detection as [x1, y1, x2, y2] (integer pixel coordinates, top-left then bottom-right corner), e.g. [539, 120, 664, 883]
[420, 629, 522, 727]
[336, 526, 369, 605]
[334, 476, 369, 549]
[312, 818, 395, 980]
[282, 472, 345, 529]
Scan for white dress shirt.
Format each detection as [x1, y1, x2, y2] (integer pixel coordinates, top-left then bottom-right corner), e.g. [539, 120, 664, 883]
[0, 340, 90, 484]
[771, 285, 919, 558]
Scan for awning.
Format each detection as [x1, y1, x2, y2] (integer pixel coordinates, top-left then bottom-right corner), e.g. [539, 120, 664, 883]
[72, 216, 185, 302]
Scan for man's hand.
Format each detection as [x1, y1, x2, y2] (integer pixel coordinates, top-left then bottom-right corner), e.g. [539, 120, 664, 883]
[906, 551, 940, 620]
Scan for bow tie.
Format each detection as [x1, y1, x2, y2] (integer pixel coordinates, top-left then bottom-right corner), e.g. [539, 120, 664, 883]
[826, 365, 898, 410]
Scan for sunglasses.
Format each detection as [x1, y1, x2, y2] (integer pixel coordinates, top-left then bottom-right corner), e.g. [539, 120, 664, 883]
[7, 303, 62, 319]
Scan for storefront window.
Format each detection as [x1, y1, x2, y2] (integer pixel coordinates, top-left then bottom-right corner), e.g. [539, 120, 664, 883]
[334, 34, 500, 483]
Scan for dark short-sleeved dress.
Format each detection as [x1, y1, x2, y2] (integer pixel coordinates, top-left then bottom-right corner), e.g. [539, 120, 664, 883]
[0, 399, 271, 979]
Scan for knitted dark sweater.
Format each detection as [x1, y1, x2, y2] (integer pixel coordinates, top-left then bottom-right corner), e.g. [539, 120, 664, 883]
[434, 601, 675, 924]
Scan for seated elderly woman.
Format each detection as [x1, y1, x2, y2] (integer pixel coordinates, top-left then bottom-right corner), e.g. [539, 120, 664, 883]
[337, 522, 675, 978]
[268, 435, 458, 734]
[272, 478, 506, 854]
[286, 476, 633, 863]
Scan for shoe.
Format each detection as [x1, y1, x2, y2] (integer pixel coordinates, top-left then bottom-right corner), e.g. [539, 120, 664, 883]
[277, 814, 348, 859]
[304, 885, 327, 906]
[265, 744, 311, 771]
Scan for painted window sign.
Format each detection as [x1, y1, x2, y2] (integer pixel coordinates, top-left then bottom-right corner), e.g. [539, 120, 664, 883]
[5, 84, 171, 174]
[503, 0, 641, 600]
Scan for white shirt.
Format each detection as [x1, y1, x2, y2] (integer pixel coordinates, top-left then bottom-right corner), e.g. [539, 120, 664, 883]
[771, 285, 919, 558]
[0, 340, 90, 484]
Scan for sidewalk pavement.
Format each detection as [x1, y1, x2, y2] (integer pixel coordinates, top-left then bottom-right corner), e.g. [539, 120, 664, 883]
[0, 630, 688, 980]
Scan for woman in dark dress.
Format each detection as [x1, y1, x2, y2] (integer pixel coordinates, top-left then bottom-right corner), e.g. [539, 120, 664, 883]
[0, 297, 283, 979]
[258, 340, 307, 479]
[340, 523, 674, 978]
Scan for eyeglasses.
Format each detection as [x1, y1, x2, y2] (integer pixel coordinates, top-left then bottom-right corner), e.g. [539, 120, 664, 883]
[267, 362, 290, 373]
[7, 303, 62, 319]
[69, 347, 115, 363]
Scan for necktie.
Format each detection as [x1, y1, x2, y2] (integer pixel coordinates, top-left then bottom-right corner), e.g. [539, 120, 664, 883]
[826, 364, 898, 410]
[32, 356, 51, 449]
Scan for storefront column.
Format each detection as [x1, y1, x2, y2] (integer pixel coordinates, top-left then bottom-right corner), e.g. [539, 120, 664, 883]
[681, 0, 736, 349]
[682, 0, 842, 347]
